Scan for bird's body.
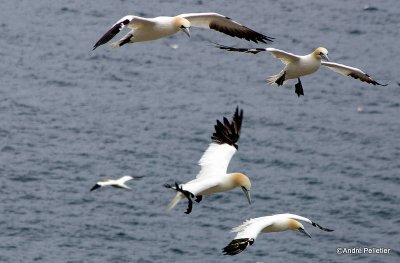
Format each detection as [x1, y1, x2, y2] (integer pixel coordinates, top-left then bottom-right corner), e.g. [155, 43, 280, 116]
[223, 213, 333, 255]
[90, 175, 140, 191]
[216, 44, 386, 96]
[93, 13, 273, 50]
[165, 107, 251, 214]
[272, 52, 322, 84]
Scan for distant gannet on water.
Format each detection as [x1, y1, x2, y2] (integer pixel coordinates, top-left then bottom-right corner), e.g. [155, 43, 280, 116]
[216, 44, 387, 97]
[90, 175, 142, 192]
[223, 213, 333, 255]
[165, 107, 251, 214]
[93, 13, 273, 50]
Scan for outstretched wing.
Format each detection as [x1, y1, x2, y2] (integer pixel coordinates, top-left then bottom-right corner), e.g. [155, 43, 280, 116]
[196, 107, 243, 179]
[266, 48, 300, 65]
[93, 16, 154, 50]
[321, 61, 387, 86]
[90, 183, 101, 192]
[215, 43, 269, 54]
[284, 213, 334, 232]
[215, 44, 299, 65]
[223, 217, 273, 255]
[118, 175, 133, 184]
[178, 13, 273, 43]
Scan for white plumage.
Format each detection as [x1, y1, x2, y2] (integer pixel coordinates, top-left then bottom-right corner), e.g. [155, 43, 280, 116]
[223, 213, 333, 256]
[93, 12, 273, 50]
[165, 107, 251, 214]
[90, 175, 140, 192]
[217, 44, 386, 96]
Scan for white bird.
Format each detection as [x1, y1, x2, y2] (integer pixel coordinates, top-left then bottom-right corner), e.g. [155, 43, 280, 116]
[165, 107, 251, 214]
[93, 13, 273, 50]
[223, 213, 333, 256]
[216, 44, 387, 97]
[90, 175, 141, 192]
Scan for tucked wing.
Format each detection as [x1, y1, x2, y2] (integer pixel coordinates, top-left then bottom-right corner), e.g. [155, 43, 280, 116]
[321, 61, 387, 86]
[196, 107, 243, 179]
[223, 217, 273, 255]
[93, 16, 154, 50]
[178, 13, 273, 43]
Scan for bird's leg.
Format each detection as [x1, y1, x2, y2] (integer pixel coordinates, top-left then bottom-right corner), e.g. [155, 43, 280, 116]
[164, 182, 196, 214]
[275, 71, 286, 86]
[295, 78, 304, 97]
[112, 34, 133, 48]
[195, 195, 202, 203]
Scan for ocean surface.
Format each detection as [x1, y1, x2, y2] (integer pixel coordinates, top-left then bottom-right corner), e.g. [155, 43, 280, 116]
[0, 0, 399, 262]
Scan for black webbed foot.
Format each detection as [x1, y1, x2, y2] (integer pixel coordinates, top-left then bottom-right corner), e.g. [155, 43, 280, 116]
[295, 78, 304, 97]
[118, 34, 133, 47]
[195, 195, 202, 203]
[164, 182, 195, 214]
[275, 71, 286, 86]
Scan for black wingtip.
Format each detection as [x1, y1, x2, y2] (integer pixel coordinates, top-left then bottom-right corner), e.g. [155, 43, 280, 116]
[90, 184, 101, 192]
[222, 238, 254, 256]
[211, 107, 243, 147]
[312, 222, 334, 232]
[214, 43, 267, 55]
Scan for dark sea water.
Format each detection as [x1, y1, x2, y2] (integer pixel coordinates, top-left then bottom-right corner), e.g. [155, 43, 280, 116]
[1, 0, 399, 262]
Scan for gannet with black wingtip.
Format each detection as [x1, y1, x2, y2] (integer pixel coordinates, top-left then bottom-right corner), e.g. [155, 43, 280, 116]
[222, 213, 334, 256]
[216, 44, 387, 97]
[165, 107, 251, 214]
[93, 13, 273, 50]
[90, 175, 142, 192]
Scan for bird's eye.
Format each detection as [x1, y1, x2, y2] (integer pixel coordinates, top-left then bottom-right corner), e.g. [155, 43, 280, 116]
[180, 25, 186, 29]
[319, 52, 323, 55]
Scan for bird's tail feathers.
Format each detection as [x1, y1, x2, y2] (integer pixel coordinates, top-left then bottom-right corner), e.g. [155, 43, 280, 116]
[111, 42, 120, 48]
[167, 192, 184, 210]
[267, 71, 287, 86]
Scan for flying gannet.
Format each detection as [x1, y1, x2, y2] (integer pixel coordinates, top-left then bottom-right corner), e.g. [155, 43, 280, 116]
[216, 44, 387, 97]
[165, 107, 251, 214]
[90, 175, 142, 192]
[93, 13, 273, 50]
[223, 213, 333, 255]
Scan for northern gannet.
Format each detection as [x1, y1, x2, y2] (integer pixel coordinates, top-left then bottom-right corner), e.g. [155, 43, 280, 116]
[165, 107, 251, 214]
[216, 44, 387, 96]
[223, 213, 333, 255]
[90, 175, 142, 191]
[93, 13, 273, 50]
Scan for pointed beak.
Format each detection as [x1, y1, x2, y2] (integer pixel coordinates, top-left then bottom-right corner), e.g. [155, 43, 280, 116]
[181, 27, 191, 38]
[321, 53, 329, 61]
[241, 187, 251, 204]
[299, 228, 312, 238]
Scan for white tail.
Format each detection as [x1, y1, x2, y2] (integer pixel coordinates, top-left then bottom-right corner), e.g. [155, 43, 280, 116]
[111, 42, 120, 48]
[167, 192, 184, 210]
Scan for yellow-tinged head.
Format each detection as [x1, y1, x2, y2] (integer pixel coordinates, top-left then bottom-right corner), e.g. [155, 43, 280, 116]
[289, 219, 311, 238]
[232, 173, 252, 204]
[313, 47, 329, 61]
[174, 17, 191, 38]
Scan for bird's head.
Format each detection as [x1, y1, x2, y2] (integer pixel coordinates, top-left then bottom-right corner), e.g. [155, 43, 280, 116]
[232, 173, 252, 204]
[289, 219, 311, 238]
[175, 17, 191, 38]
[314, 47, 329, 61]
